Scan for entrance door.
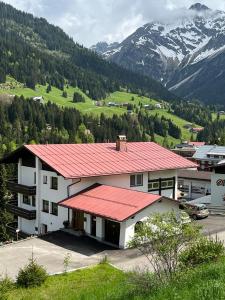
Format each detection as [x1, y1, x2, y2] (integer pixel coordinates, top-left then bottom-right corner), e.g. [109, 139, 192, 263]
[42, 224, 48, 234]
[104, 220, 120, 246]
[91, 215, 96, 236]
[72, 210, 84, 230]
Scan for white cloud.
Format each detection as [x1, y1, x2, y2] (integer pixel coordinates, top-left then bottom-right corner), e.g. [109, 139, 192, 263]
[2, 0, 225, 46]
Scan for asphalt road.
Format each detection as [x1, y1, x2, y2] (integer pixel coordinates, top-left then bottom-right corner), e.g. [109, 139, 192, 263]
[1, 216, 225, 278]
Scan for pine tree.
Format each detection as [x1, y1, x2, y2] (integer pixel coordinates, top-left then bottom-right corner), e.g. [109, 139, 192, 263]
[0, 165, 9, 241]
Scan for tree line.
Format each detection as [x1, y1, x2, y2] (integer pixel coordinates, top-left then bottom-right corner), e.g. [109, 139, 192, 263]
[0, 96, 181, 157]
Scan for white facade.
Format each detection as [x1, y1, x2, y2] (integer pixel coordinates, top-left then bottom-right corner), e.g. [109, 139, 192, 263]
[15, 156, 179, 248]
[178, 178, 211, 200]
[211, 172, 225, 206]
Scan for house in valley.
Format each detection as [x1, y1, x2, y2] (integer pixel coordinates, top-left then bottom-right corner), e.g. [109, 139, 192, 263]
[1, 136, 196, 248]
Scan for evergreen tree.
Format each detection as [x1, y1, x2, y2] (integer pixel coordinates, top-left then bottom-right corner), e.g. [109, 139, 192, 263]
[0, 165, 9, 241]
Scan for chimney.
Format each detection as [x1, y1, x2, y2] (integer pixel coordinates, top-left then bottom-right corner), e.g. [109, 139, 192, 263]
[116, 135, 127, 152]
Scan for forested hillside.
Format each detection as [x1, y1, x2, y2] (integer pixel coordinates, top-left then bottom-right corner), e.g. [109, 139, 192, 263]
[0, 96, 183, 156]
[0, 2, 177, 102]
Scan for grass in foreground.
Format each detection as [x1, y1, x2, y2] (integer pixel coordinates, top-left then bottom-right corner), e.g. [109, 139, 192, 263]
[6, 263, 126, 300]
[5, 258, 225, 300]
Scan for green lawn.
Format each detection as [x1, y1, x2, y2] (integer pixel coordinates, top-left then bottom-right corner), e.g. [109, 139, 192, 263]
[212, 112, 225, 121]
[6, 264, 126, 300]
[5, 259, 225, 300]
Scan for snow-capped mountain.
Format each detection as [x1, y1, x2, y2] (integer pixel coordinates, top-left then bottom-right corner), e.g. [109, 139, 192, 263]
[92, 3, 225, 104]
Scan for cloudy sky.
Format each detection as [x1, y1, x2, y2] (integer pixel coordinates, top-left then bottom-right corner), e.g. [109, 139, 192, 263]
[3, 0, 225, 46]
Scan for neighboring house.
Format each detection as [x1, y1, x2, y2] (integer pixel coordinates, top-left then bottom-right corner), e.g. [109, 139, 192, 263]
[210, 161, 225, 206]
[1, 136, 196, 248]
[193, 145, 225, 171]
[178, 170, 211, 201]
[191, 161, 225, 207]
[171, 141, 205, 159]
[190, 127, 204, 133]
[155, 103, 162, 109]
[32, 96, 44, 104]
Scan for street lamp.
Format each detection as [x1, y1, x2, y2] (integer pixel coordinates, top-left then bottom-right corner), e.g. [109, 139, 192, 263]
[16, 228, 20, 241]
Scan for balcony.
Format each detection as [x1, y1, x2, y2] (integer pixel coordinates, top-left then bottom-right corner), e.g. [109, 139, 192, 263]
[6, 200, 36, 220]
[6, 180, 36, 195]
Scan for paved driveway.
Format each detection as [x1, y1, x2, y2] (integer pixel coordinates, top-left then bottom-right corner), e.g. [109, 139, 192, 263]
[0, 232, 114, 279]
[1, 216, 225, 279]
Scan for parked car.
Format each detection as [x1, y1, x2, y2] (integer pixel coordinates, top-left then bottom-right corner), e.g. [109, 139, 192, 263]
[179, 203, 209, 220]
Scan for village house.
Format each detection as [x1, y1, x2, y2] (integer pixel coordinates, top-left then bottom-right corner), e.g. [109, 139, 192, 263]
[178, 169, 211, 201]
[172, 141, 205, 159]
[1, 136, 196, 248]
[193, 145, 225, 171]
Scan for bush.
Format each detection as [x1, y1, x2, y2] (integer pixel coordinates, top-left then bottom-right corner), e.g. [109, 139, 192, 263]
[16, 258, 48, 288]
[127, 270, 160, 297]
[0, 277, 14, 300]
[179, 237, 225, 268]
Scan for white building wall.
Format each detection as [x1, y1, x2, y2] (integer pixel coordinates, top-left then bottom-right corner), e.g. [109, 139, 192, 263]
[119, 199, 180, 248]
[211, 172, 225, 206]
[17, 158, 178, 236]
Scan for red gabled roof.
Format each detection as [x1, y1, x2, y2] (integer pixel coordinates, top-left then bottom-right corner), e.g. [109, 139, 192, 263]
[189, 142, 205, 147]
[21, 142, 197, 178]
[59, 184, 163, 222]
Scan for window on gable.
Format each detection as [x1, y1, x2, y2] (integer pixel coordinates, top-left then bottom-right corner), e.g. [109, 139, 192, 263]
[43, 175, 48, 184]
[130, 174, 143, 187]
[51, 177, 58, 190]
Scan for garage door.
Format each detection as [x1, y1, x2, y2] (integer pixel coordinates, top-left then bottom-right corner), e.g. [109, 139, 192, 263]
[104, 220, 120, 246]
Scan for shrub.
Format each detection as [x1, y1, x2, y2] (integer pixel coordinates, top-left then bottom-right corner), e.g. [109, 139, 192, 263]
[127, 270, 160, 297]
[16, 257, 48, 288]
[0, 276, 14, 300]
[179, 237, 225, 268]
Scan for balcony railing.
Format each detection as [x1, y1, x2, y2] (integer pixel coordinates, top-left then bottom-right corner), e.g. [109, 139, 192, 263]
[6, 180, 36, 195]
[6, 222, 30, 239]
[6, 200, 36, 220]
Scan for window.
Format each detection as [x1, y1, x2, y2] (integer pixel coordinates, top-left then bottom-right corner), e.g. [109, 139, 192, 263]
[51, 177, 58, 190]
[23, 195, 31, 205]
[42, 200, 49, 213]
[31, 196, 36, 207]
[51, 202, 58, 216]
[148, 178, 175, 192]
[130, 174, 143, 187]
[148, 181, 159, 191]
[43, 175, 48, 184]
[34, 172, 36, 184]
[161, 180, 174, 188]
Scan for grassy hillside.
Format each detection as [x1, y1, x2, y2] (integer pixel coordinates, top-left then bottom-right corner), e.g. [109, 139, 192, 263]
[0, 77, 198, 145]
[5, 259, 225, 300]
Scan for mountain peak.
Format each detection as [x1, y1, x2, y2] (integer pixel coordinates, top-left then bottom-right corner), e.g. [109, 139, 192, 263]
[189, 3, 210, 12]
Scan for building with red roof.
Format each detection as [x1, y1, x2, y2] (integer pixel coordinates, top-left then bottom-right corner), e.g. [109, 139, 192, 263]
[1, 136, 196, 248]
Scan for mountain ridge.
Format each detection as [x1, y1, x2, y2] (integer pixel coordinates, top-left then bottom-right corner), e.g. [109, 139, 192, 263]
[0, 1, 177, 102]
[92, 3, 225, 104]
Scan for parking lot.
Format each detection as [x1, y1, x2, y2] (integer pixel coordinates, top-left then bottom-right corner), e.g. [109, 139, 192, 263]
[0, 215, 225, 279]
[197, 215, 225, 235]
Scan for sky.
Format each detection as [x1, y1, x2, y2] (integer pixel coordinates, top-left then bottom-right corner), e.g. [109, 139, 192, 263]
[3, 0, 225, 46]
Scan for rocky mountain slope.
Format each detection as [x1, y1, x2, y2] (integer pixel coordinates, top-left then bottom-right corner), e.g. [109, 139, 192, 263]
[92, 3, 225, 104]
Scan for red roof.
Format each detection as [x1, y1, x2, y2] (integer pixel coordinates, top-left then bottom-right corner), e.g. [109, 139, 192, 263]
[189, 142, 205, 147]
[59, 184, 163, 222]
[22, 142, 196, 179]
